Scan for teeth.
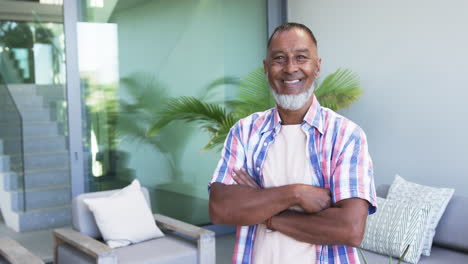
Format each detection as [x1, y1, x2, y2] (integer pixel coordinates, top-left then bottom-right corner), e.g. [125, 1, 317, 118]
[284, 79, 300, 84]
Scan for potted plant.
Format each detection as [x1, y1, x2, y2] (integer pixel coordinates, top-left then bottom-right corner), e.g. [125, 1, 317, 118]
[148, 67, 363, 151]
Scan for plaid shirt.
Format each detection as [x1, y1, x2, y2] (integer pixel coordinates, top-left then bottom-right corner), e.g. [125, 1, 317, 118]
[209, 95, 377, 264]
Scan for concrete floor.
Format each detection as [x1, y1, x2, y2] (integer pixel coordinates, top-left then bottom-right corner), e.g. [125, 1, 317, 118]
[0, 220, 56, 263]
[216, 233, 236, 264]
[0, 218, 236, 264]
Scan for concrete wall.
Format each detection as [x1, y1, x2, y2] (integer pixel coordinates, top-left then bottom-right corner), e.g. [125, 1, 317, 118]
[289, 0, 468, 193]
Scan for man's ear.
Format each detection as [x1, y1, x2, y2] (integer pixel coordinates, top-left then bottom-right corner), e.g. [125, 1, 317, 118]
[315, 58, 322, 78]
[263, 59, 267, 74]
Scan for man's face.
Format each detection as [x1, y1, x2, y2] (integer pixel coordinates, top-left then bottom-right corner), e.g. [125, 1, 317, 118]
[264, 28, 321, 96]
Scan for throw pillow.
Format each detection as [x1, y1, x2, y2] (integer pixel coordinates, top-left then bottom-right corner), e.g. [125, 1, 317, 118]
[84, 179, 164, 248]
[387, 175, 454, 256]
[360, 197, 430, 264]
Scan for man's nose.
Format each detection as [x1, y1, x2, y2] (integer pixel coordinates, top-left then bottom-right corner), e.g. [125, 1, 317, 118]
[283, 59, 298, 74]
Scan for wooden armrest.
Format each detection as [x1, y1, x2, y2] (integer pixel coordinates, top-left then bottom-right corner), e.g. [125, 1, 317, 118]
[0, 237, 44, 264]
[53, 228, 116, 263]
[153, 214, 214, 239]
[153, 214, 215, 264]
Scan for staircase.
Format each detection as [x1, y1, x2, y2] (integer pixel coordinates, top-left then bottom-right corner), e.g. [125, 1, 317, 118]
[0, 84, 71, 232]
[0, 51, 25, 84]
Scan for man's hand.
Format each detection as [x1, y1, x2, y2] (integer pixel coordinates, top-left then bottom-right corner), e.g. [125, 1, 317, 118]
[270, 198, 370, 247]
[295, 184, 331, 213]
[232, 168, 260, 189]
[232, 168, 331, 213]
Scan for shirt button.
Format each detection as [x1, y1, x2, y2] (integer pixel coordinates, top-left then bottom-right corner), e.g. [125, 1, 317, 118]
[256, 167, 260, 171]
[263, 143, 267, 147]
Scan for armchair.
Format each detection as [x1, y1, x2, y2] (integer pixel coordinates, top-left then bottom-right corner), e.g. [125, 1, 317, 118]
[53, 187, 215, 264]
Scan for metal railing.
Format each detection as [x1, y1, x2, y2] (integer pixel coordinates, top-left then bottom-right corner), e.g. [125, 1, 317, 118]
[0, 72, 26, 212]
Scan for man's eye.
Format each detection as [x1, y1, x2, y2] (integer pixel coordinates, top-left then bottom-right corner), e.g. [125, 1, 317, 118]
[274, 56, 285, 60]
[297, 55, 307, 59]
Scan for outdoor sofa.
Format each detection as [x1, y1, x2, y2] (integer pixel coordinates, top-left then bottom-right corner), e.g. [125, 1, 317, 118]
[358, 184, 468, 263]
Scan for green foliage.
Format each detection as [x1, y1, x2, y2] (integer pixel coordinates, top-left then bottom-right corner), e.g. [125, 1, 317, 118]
[224, 67, 276, 119]
[148, 67, 363, 152]
[117, 73, 172, 152]
[147, 96, 237, 150]
[315, 68, 362, 110]
[0, 21, 33, 48]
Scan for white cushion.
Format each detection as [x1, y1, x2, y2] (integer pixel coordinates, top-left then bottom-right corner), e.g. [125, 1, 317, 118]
[83, 179, 164, 248]
[360, 197, 430, 264]
[387, 175, 454, 256]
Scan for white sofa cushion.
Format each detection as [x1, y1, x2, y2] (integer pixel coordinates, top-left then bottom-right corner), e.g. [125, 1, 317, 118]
[360, 197, 430, 264]
[84, 179, 164, 248]
[387, 175, 454, 256]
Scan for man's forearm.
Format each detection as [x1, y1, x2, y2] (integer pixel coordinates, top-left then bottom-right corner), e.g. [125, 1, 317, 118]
[270, 198, 369, 247]
[209, 182, 299, 226]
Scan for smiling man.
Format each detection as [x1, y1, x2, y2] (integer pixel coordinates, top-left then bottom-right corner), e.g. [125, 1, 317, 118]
[209, 23, 377, 264]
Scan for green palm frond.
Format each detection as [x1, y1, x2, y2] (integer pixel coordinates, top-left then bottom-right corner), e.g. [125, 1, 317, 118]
[315, 68, 362, 111]
[147, 67, 363, 152]
[203, 113, 237, 151]
[120, 73, 169, 114]
[148, 96, 235, 150]
[232, 67, 275, 117]
[205, 76, 241, 93]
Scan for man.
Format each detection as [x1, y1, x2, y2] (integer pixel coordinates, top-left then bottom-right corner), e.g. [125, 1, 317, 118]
[209, 23, 377, 264]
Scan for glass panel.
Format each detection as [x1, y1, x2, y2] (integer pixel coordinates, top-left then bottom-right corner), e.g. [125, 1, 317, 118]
[0, 0, 71, 234]
[0, 69, 24, 210]
[77, 0, 266, 225]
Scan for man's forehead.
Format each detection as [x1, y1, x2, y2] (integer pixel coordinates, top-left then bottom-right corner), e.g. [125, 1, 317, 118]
[268, 29, 317, 53]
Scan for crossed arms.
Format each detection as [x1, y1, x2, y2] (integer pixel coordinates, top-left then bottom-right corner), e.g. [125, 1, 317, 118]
[209, 168, 370, 247]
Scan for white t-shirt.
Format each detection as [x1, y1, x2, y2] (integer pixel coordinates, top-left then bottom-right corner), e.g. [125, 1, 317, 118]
[253, 124, 317, 264]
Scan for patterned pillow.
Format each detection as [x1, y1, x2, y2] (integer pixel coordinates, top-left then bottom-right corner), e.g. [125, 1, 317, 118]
[387, 175, 454, 256]
[360, 197, 430, 264]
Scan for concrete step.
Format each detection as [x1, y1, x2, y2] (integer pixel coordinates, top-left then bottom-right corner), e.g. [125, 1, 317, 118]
[0, 122, 59, 138]
[1, 167, 69, 190]
[4, 84, 37, 96]
[2, 136, 67, 155]
[0, 95, 44, 109]
[0, 155, 10, 171]
[18, 205, 71, 232]
[1, 171, 20, 190]
[10, 152, 69, 171]
[12, 185, 71, 211]
[0, 109, 51, 122]
[37, 84, 65, 98]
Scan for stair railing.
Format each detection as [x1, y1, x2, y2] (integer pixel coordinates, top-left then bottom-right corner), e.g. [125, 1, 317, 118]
[0, 72, 27, 212]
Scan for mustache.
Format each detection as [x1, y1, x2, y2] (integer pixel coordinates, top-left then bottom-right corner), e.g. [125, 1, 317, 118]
[280, 74, 304, 79]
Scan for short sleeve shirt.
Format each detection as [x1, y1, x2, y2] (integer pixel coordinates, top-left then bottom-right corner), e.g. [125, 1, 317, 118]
[209, 95, 377, 264]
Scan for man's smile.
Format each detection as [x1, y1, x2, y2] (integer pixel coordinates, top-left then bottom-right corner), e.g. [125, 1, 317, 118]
[282, 78, 304, 90]
[284, 79, 301, 84]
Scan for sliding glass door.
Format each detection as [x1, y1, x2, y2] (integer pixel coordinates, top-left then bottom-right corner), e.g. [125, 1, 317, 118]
[69, 0, 267, 225]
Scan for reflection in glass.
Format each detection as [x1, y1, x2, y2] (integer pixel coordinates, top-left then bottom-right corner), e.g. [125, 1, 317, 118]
[77, 0, 266, 225]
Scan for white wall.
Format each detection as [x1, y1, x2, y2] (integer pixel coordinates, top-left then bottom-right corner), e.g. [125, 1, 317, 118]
[289, 0, 468, 194]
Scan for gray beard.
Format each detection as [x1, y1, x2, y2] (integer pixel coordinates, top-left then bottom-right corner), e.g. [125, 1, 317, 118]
[270, 83, 315, 111]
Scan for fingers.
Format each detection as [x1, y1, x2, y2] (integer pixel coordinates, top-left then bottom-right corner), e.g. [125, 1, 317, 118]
[232, 168, 260, 189]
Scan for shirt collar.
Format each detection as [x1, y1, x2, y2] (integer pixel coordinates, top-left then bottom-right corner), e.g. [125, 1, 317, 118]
[262, 94, 324, 135]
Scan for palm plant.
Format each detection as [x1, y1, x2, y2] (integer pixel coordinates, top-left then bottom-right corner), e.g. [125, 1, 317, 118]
[148, 67, 362, 151]
[117, 73, 192, 179]
[86, 72, 191, 180]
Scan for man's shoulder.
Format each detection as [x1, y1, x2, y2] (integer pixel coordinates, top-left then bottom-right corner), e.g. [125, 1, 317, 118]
[236, 107, 275, 128]
[320, 106, 365, 137]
